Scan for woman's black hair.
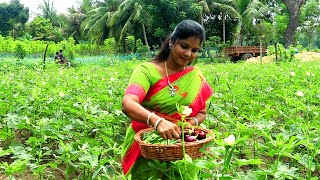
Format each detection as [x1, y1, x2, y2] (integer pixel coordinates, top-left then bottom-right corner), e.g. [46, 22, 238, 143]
[154, 19, 205, 62]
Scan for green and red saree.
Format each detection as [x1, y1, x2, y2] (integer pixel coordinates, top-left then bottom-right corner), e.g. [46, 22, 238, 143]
[122, 62, 213, 179]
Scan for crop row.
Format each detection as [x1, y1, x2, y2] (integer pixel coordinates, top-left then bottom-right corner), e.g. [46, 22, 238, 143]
[0, 58, 319, 179]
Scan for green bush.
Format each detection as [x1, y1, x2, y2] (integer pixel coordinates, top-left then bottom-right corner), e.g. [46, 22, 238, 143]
[60, 37, 76, 61]
[104, 37, 117, 55]
[136, 39, 149, 53]
[126, 35, 135, 53]
[14, 43, 27, 60]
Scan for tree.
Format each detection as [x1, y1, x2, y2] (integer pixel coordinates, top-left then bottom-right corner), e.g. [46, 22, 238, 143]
[38, 0, 58, 25]
[255, 21, 275, 46]
[234, 0, 270, 45]
[139, 0, 202, 44]
[209, 0, 240, 44]
[209, 0, 270, 46]
[107, 0, 142, 52]
[37, 0, 74, 41]
[299, 0, 320, 51]
[197, 0, 210, 57]
[198, 0, 210, 28]
[81, 0, 121, 43]
[81, 6, 112, 43]
[314, 26, 320, 48]
[81, 0, 202, 52]
[281, 0, 306, 47]
[66, 0, 94, 41]
[107, 0, 155, 53]
[203, 9, 238, 46]
[9, 22, 24, 39]
[0, 0, 29, 36]
[28, 16, 54, 40]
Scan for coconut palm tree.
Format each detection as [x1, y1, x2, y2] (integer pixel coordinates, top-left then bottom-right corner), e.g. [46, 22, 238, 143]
[107, 0, 150, 53]
[80, 0, 121, 43]
[234, 0, 270, 45]
[66, 0, 93, 41]
[210, 0, 270, 45]
[210, 0, 240, 43]
[198, 0, 210, 27]
[38, 0, 57, 25]
[81, 6, 111, 42]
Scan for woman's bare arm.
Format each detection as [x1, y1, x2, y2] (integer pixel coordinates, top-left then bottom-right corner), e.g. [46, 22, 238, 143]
[122, 94, 181, 139]
[187, 109, 207, 126]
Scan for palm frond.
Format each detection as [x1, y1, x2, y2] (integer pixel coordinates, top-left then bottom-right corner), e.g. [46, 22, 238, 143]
[198, 1, 210, 13]
[211, 2, 241, 19]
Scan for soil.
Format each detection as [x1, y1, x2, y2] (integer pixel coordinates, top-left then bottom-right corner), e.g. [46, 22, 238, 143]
[0, 174, 8, 180]
[0, 171, 35, 180]
[1, 168, 66, 180]
[245, 51, 320, 63]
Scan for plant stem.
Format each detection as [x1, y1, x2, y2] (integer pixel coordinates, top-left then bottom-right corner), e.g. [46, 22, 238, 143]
[222, 146, 235, 175]
[181, 116, 187, 171]
[253, 132, 257, 170]
[181, 122, 186, 159]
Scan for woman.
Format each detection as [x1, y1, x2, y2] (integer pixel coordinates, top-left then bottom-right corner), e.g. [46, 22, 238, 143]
[121, 19, 213, 179]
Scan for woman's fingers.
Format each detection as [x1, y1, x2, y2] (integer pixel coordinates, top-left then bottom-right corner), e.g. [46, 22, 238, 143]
[156, 119, 181, 140]
[165, 131, 173, 140]
[171, 127, 181, 139]
[159, 132, 167, 140]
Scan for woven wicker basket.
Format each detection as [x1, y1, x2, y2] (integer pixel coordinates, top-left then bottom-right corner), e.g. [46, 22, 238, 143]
[134, 127, 214, 161]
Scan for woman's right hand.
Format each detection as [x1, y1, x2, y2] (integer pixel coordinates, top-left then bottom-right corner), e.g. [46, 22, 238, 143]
[122, 95, 181, 140]
[155, 119, 181, 140]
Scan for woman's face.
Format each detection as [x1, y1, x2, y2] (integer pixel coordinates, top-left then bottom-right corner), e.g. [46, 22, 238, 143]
[170, 36, 201, 67]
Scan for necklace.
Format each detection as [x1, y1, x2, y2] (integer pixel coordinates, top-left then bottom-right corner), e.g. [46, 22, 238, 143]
[165, 61, 185, 97]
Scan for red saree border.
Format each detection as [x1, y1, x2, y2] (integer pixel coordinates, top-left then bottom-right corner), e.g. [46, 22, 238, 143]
[189, 79, 214, 114]
[122, 141, 140, 175]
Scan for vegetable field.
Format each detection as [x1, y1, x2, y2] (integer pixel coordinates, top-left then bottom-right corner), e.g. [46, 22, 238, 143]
[0, 57, 319, 180]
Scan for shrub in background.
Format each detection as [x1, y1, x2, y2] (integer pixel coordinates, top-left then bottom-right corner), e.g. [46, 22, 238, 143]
[136, 39, 149, 54]
[104, 38, 117, 55]
[14, 43, 26, 60]
[126, 35, 135, 53]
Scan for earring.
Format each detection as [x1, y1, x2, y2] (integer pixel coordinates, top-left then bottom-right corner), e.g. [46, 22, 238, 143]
[169, 42, 172, 49]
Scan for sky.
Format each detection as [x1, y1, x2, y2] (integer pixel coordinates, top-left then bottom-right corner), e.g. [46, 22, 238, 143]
[0, 0, 79, 20]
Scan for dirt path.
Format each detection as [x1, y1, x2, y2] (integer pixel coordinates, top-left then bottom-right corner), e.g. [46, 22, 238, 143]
[0, 174, 8, 180]
[0, 172, 35, 180]
[296, 51, 320, 62]
[246, 51, 320, 63]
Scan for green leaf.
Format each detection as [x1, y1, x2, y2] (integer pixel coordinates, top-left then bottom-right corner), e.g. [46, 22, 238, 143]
[193, 159, 217, 169]
[297, 154, 315, 171]
[236, 159, 264, 166]
[199, 173, 214, 178]
[148, 160, 167, 172]
[274, 163, 299, 178]
[184, 154, 193, 163]
[0, 148, 12, 157]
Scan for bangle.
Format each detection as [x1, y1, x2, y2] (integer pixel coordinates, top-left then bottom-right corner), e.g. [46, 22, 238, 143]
[192, 117, 199, 126]
[147, 112, 155, 127]
[154, 118, 164, 130]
